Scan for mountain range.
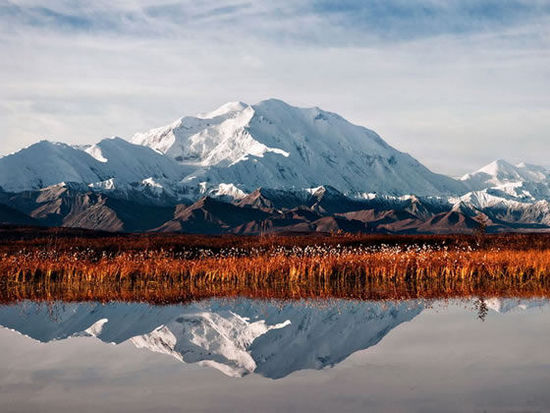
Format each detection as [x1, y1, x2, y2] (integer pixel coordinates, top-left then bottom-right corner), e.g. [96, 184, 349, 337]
[0, 298, 544, 378]
[0, 299, 423, 378]
[2, 99, 550, 234]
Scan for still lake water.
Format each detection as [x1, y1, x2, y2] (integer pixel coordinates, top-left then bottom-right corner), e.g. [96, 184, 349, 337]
[0, 298, 549, 412]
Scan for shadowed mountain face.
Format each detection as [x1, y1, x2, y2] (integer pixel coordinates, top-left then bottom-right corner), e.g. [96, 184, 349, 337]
[156, 197, 271, 234]
[2, 183, 550, 234]
[0, 204, 37, 226]
[0, 299, 423, 379]
[0, 184, 176, 232]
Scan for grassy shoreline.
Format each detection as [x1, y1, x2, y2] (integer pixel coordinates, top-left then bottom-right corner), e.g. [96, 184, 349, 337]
[1, 230, 550, 303]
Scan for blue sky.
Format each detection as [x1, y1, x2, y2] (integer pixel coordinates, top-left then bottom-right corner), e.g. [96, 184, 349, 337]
[1, 0, 549, 175]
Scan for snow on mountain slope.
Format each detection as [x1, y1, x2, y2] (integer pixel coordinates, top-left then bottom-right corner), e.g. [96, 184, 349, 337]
[461, 160, 550, 196]
[0, 299, 423, 379]
[451, 190, 529, 210]
[131, 309, 291, 377]
[0, 138, 187, 193]
[446, 188, 550, 229]
[132, 99, 466, 196]
[6, 99, 550, 207]
[84, 137, 188, 183]
[132, 101, 289, 167]
[130, 299, 423, 378]
[9, 98, 550, 212]
[0, 141, 106, 193]
[453, 160, 550, 223]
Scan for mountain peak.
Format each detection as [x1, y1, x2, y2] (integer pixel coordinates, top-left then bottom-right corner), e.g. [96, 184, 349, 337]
[478, 159, 516, 176]
[27, 140, 72, 151]
[2, 98, 467, 198]
[461, 159, 550, 194]
[130, 99, 464, 196]
[254, 98, 292, 109]
[197, 101, 249, 119]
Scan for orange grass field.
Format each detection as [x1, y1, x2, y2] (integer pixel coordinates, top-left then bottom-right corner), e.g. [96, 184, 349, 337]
[1, 228, 550, 303]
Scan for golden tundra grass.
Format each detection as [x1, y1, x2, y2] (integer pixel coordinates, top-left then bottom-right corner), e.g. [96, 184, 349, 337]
[1, 231, 550, 303]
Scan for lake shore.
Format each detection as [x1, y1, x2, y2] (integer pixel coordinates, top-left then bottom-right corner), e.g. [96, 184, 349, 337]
[2, 228, 550, 303]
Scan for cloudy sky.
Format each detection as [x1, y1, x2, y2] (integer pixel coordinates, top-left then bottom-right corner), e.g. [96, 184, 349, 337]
[1, 0, 549, 176]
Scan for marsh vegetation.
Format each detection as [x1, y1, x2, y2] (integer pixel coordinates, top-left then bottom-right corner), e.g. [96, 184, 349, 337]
[1, 229, 550, 304]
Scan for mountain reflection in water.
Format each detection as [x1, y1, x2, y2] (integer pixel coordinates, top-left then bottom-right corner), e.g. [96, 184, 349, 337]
[0, 299, 423, 378]
[0, 298, 547, 379]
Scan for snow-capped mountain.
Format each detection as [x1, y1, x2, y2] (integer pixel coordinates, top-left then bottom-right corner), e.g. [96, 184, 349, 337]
[2, 100, 548, 204]
[0, 137, 187, 193]
[132, 99, 466, 196]
[462, 160, 550, 190]
[460, 160, 550, 202]
[2, 99, 550, 234]
[0, 299, 423, 379]
[437, 159, 550, 229]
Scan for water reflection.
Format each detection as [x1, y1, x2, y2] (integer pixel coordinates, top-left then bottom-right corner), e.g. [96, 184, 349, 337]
[0, 298, 547, 379]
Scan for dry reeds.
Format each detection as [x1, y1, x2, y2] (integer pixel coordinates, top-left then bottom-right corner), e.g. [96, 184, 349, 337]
[1, 232, 550, 303]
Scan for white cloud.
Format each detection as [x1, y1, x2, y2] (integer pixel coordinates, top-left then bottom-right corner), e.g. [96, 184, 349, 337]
[0, 1, 549, 174]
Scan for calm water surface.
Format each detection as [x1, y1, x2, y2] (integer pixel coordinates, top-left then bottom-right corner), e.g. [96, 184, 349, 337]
[0, 298, 549, 412]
